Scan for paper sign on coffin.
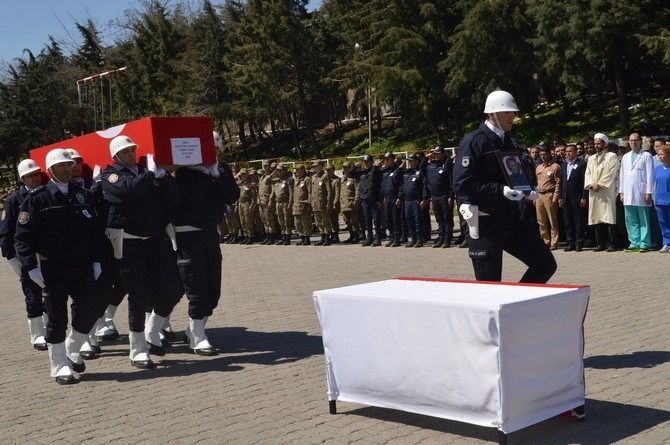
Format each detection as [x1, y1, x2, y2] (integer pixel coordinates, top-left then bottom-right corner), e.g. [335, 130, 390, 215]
[29, 116, 217, 180]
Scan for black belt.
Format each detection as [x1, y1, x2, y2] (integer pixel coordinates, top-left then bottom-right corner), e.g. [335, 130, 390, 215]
[539, 190, 555, 194]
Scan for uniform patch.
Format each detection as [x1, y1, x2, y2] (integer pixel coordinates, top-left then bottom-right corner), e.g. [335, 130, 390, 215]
[469, 249, 488, 258]
[108, 173, 119, 183]
[177, 258, 191, 267]
[461, 156, 470, 167]
[18, 211, 30, 225]
[76, 193, 85, 204]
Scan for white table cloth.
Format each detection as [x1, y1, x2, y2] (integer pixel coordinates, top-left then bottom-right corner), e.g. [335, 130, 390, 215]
[313, 277, 590, 434]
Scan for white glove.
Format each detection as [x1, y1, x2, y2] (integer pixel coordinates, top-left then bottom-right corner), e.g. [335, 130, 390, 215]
[503, 185, 524, 201]
[187, 165, 210, 175]
[147, 154, 166, 178]
[92, 262, 102, 281]
[527, 189, 539, 201]
[8, 258, 22, 277]
[28, 267, 45, 288]
[92, 165, 102, 182]
[207, 162, 220, 178]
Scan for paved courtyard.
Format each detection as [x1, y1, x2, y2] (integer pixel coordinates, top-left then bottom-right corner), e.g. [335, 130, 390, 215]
[1, 235, 669, 444]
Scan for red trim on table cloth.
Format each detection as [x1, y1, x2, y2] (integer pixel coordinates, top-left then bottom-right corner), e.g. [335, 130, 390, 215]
[393, 276, 589, 289]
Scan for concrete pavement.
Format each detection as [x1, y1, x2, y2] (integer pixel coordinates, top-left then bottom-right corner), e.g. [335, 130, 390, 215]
[1, 236, 669, 444]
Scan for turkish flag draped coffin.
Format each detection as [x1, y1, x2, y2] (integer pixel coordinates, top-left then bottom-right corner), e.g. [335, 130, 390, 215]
[29, 116, 217, 180]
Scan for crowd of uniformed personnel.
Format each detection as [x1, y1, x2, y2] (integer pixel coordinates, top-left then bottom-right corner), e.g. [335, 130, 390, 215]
[218, 147, 464, 249]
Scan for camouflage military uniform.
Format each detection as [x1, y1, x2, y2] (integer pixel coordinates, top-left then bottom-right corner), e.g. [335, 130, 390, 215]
[340, 162, 362, 242]
[309, 162, 333, 246]
[292, 166, 312, 245]
[270, 165, 294, 245]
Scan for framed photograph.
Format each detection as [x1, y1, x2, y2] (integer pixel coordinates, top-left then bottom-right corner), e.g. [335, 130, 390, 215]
[495, 151, 534, 193]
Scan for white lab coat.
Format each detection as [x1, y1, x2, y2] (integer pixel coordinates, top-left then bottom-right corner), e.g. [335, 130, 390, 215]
[584, 151, 619, 225]
[618, 150, 654, 206]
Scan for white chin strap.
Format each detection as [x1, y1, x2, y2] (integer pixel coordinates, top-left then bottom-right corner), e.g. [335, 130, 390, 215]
[493, 112, 503, 131]
[48, 167, 69, 185]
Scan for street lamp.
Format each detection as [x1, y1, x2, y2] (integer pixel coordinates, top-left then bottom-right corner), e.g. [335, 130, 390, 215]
[354, 43, 372, 148]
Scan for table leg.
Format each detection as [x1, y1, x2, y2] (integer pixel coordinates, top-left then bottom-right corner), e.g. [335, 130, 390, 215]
[329, 400, 337, 414]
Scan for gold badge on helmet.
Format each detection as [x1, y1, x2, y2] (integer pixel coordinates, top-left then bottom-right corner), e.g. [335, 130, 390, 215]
[18, 211, 30, 224]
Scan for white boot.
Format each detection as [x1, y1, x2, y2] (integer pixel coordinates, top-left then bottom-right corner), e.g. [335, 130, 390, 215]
[48, 342, 75, 384]
[65, 329, 88, 373]
[188, 318, 216, 356]
[159, 314, 176, 342]
[95, 315, 117, 341]
[28, 316, 47, 351]
[80, 323, 100, 359]
[144, 311, 166, 356]
[129, 330, 154, 369]
[103, 304, 119, 334]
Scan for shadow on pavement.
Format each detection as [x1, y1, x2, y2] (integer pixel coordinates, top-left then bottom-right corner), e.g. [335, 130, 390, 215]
[342, 398, 670, 444]
[585, 351, 670, 369]
[82, 326, 323, 382]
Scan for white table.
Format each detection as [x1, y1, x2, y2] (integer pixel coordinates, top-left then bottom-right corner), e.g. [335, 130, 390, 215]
[313, 277, 590, 443]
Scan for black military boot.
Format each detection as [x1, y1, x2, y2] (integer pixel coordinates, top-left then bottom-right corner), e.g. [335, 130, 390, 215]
[331, 233, 340, 244]
[323, 234, 331, 246]
[433, 237, 444, 248]
[390, 235, 401, 247]
[406, 237, 416, 248]
[260, 234, 269, 245]
[371, 235, 381, 247]
[284, 234, 291, 245]
[302, 236, 311, 246]
[315, 234, 325, 246]
[295, 236, 304, 246]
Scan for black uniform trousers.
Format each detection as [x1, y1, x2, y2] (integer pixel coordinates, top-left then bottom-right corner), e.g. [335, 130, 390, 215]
[176, 230, 222, 320]
[383, 197, 401, 240]
[432, 195, 453, 242]
[404, 200, 421, 239]
[20, 271, 45, 319]
[562, 199, 586, 248]
[93, 241, 126, 319]
[117, 237, 183, 332]
[41, 261, 98, 344]
[468, 213, 557, 283]
[361, 198, 381, 240]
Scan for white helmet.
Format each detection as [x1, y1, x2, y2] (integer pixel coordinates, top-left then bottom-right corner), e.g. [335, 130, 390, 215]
[213, 131, 222, 149]
[17, 159, 41, 178]
[65, 148, 82, 159]
[484, 90, 520, 113]
[109, 135, 137, 158]
[45, 148, 75, 170]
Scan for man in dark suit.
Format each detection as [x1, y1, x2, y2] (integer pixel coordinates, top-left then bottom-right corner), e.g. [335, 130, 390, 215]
[558, 144, 588, 251]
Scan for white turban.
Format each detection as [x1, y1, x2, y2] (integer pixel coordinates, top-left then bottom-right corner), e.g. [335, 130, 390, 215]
[594, 133, 609, 144]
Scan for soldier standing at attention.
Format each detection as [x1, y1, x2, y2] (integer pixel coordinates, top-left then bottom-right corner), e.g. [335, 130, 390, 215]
[310, 160, 333, 246]
[292, 164, 312, 245]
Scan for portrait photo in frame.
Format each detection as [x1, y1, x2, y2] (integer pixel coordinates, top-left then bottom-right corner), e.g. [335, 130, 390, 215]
[495, 151, 533, 193]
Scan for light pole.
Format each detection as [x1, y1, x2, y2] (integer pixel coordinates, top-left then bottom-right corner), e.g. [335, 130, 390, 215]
[354, 43, 372, 148]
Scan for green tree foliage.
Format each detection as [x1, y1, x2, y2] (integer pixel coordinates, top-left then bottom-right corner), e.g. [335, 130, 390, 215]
[1, 0, 670, 166]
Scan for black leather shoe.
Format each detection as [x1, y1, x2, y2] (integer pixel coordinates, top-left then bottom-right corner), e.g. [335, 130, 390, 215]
[458, 240, 469, 248]
[371, 239, 381, 246]
[148, 342, 166, 356]
[193, 347, 218, 357]
[131, 358, 155, 369]
[55, 375, 76, 385]
[95, 330, 119, 342]
[606, 246, 617, 252]
[80, 350, 100, 360]
[564, 245, 576, 252]
[432, 239, 443, 248]
[594, 245, 606, 252]
[33, 342, 48, 351]
[161, 329, 177, 343]
[68, 358, 85, 373]
[576, 245, 583, 252]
